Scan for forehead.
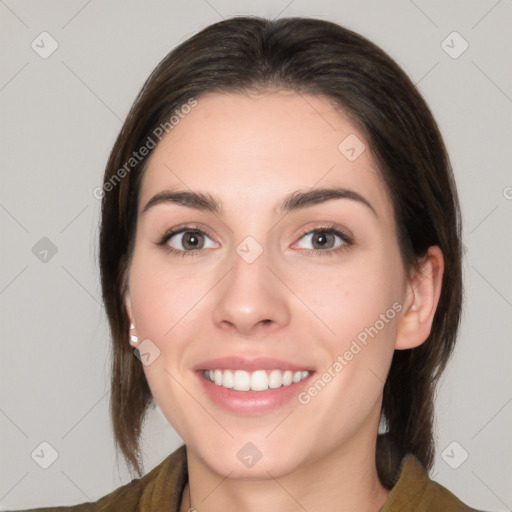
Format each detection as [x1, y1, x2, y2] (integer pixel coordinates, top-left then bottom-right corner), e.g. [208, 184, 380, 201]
[138, 91, 392, 220]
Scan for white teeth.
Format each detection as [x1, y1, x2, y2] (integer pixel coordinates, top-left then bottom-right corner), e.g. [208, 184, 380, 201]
[202, 368, 310, 392]
[251, 370, 268, 391]
[223, 369, 234, 388]
[268, 369, 283, 388]
[233, 370, 251, 391]
[283, 370, 293, 386]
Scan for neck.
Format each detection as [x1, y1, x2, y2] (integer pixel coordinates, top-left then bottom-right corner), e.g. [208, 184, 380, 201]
[180, 438, 389, 512]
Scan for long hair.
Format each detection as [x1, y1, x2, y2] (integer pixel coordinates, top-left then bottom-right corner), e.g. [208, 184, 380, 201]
[99, 16, 462, 487]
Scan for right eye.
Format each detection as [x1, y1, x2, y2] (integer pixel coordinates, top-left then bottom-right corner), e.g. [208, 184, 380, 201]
[157, 228, 218, 257]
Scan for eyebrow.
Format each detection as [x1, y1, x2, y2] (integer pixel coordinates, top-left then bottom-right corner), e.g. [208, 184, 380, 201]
[141, 187, 377, 217]
[280, 187, 376, 216]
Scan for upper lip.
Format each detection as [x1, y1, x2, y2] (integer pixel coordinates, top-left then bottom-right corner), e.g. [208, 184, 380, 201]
[193, 356, 314, 372]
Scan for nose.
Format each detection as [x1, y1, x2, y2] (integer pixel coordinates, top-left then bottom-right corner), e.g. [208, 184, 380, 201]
[212, 246, 291, 336]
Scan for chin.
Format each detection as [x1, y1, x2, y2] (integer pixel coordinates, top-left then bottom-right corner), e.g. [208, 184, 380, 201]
[186, 434, 309, 479]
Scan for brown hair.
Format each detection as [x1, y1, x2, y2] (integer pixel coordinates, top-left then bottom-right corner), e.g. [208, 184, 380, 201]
[99, 16, 462, 487]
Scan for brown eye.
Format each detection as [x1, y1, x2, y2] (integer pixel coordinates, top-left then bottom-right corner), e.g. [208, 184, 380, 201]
[181, 231, 204, 250]
[295, 228, 350, 252]
[311, 231, 336, 249]
[165, 229, 217, 252]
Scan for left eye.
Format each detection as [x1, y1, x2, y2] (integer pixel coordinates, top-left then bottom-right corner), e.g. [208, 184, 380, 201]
[295, 229, 349, 251]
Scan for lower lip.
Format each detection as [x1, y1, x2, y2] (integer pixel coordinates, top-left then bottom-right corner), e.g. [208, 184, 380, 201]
[196, 371, 314, 415]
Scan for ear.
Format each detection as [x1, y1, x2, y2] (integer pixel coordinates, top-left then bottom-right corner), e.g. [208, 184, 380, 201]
[124, 290, 133, 321]
[124, 291, 139, 347]
[395, 246, 444, 350]
[124, 290, 133, 324]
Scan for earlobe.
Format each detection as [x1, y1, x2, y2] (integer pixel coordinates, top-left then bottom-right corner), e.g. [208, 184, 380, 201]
[124, 292, 139, 345]
[395, 246, 444, 350]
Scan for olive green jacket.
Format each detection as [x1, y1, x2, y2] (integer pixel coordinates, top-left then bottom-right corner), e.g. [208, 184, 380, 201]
[9, 444, 484, 511]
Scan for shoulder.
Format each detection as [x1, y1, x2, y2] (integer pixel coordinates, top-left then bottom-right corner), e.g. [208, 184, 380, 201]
[381, 453, 486, 512]
[5, 444, 188, 512]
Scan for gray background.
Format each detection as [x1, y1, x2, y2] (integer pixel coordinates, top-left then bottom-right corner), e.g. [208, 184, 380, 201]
[1, 0, 511, 510]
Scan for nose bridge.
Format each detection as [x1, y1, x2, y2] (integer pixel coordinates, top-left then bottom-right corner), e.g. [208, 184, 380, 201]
[212, 237, 290, 334]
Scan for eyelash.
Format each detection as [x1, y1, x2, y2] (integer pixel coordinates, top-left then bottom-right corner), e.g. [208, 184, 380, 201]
[156, 224, 353, 258]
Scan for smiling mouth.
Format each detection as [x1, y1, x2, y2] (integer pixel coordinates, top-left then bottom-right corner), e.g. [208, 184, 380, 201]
[201, 368, 311, 392]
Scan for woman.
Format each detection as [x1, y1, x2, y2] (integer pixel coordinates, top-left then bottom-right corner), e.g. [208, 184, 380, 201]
[13, 16, 483, 512]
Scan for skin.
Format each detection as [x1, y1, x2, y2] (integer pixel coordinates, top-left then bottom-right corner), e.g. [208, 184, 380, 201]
[124, 90, 444, 512]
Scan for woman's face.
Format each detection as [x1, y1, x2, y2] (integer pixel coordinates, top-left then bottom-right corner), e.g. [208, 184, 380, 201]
[125, 90, 413, 478]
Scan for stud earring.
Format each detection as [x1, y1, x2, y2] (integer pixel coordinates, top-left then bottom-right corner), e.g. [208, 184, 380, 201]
[129, 323, 138, 344]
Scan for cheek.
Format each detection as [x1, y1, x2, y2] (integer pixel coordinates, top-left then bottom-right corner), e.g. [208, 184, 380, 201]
[286, 261, 401, 452]
[297, 254, 402, 344]
[127, 252, 208, 427]
[292, 251, 404, 407]
[128, 249, 206, 343]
